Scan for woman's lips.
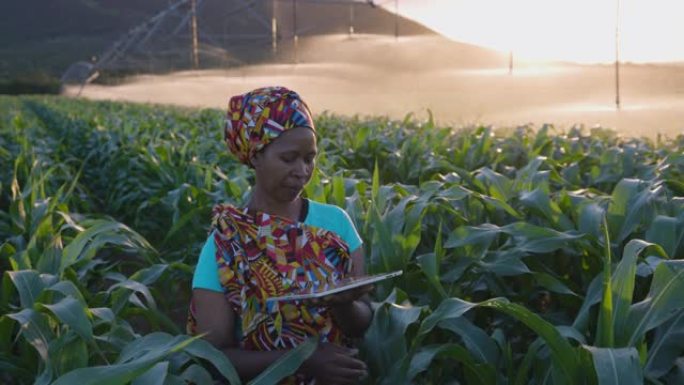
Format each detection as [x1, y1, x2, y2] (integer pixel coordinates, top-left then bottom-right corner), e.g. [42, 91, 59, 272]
[283, 185, 303, 193]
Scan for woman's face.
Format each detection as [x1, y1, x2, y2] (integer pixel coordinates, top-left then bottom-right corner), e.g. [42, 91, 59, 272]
[251, 126, 317, 203]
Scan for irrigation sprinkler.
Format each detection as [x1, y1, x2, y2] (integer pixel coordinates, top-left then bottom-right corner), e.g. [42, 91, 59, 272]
[61, 0, 390, 89]
[190, 0, 200, 69]
[293, 0, 298, 64]
[272, 0, 278, 55]
[394, 0, 399, 40]
[349, 3, 355, 37]
[615, 0, 621, 110]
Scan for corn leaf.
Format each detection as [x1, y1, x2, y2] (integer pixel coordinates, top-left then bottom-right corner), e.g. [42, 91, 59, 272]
[645, 310, 684, 378]
[584, 346, 643, 385]
[624, 260, 684, 346]
[183, 338, 241, 385]
[408, 343, 496, 385]
[248, 337, 316, 385]
[132, 362, 168, 385]
[41, 296, 93, 340]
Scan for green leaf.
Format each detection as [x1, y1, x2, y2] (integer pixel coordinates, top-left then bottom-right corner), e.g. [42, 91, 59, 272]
[611, 240, 667, 345]
[61, 220, 154, 273]
[248, 337, 316, 385]
[519, 188, 572, 229]
[41, 296, 93, 340]
[109, 279, 157, 311]
[90, 307, 116, 323]
[364, 296, 423, 377]
[532, 272, 578, 296]
[417, 253, 447, 299]
[178, 364, 214, 385]
[476, 168, 512, 202]
[607, 179, 662, 244]
[480, 250, 530, 277]
[645, 310, 684, 378]
[0, 316, 14, 354]
[607, 179, 641, 240]
[408, 344, 496, 385]
[52, 358, 160, 385]
[579, 203, 605, 240]
[501, 222, 584, 254]
[132, 362, 168, 385]
[303, 167, 326, 203]
[645, 215, 678, 258]
[665, 358, 684, 384]
[116, 333, 181, 363]
[624, 261, 684, 346]
[62, 221, 122, 269]
[484, 299, 580, 384]
[371, 159, 380, 204]
[183, 338, 241, 385]
[0, 358, 33, 382]
[49, 331, 88, 377]
[418, 297, 481, 337]
[444, 223, 500, 249]
[596, 217, 614, 347]
[479, 194, 521, 218]
[160, 207, 204, 246]
[438, 317, 499, 364]
[47, 280, 86, 305]
[331, 175, 345, 207]
[6, 270, 49, 308]
[573, 274, 603, 332]
[129, 264, 168, 286]
[53, 333, 199, 385]
[584, 346, 643, 385]
[514, 339, 545, 385]
[6, 308, 54, 362]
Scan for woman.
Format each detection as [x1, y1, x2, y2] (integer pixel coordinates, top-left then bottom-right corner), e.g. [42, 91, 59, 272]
[188, 86, 373, 385]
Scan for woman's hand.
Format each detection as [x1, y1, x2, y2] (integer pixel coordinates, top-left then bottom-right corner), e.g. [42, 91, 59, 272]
[303, 284, 374, 338]
[300, 342, 368, 385]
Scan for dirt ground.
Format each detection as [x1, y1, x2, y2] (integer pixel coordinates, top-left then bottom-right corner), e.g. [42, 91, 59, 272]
[67, 35, 684, 139]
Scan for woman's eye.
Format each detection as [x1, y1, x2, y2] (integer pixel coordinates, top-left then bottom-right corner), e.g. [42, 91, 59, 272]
[280, 155, 296, 163]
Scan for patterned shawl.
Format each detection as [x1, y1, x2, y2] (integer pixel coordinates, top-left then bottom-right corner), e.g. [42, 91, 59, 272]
[188, 204, 354, 383]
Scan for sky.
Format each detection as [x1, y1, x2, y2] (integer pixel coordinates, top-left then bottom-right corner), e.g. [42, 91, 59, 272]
[380, 0, 684, 64]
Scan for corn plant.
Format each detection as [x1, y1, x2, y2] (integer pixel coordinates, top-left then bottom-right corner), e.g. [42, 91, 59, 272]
[2, 95, 683, 384]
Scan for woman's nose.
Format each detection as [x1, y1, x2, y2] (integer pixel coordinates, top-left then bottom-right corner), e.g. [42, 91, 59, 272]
[293, 160, 310, 177]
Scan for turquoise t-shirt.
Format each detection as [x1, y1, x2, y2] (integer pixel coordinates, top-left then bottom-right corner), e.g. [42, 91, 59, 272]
[192, 200, 363, 292]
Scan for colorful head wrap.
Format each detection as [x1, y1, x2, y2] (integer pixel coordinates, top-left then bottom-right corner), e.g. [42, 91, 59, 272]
[224, 86, 315, 165]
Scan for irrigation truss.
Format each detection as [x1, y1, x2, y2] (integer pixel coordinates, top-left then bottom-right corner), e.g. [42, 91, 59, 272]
[61, 0, 403, 91]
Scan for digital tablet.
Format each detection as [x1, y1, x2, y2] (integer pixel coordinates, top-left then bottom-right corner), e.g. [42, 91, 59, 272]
[266, 270, 403, 303]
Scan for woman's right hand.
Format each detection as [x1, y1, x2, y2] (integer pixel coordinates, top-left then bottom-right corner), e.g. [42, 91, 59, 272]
[300, 343, 368, 385]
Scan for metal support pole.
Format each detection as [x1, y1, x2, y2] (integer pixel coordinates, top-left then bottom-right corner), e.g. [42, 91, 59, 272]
[394, 0, 399, 40]
[190, 0, 199, 69]
[272, 0, 278, 56]
[615, 0, 621, 110]
[508, 50, 513, 75]
[293, 0, 298, 63]
[349, 3, 355, 36]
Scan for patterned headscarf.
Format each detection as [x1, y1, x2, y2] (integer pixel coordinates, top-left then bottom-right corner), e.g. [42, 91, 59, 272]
[224, 86, 315, 165]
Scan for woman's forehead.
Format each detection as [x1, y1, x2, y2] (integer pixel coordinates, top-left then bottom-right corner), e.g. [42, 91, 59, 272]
[271, 127, 317, 149]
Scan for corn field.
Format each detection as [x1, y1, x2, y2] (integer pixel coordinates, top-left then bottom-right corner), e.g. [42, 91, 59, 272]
[1, 95, 684, 384]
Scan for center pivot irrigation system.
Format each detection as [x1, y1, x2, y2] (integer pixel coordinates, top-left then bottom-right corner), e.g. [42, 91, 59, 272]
[61, 0, 622, 109]
[61, 0, 401, 93]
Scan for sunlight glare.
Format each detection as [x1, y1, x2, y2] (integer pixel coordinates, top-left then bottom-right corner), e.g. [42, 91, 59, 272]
[388, 0, 684, 63]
